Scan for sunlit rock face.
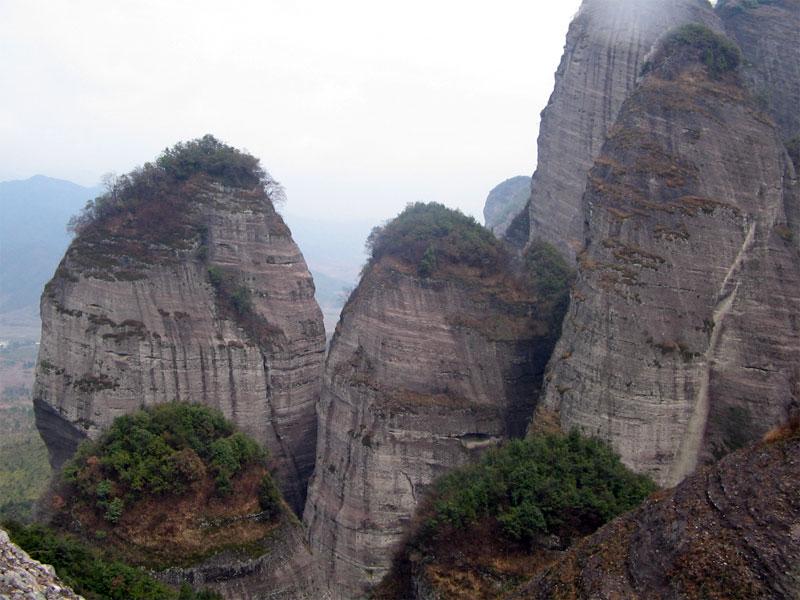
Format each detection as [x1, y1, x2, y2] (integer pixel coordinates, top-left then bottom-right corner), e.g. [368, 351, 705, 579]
[537, 31, 800, 488]
[526, 0, 721, 260]
[34, 168, 325, 514]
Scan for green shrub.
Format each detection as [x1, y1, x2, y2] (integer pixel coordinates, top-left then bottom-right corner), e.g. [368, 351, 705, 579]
[64, 403, 267, 512]
[428, 430, 656, 542]
[2, 522, 221, 600]
[645, 24, 741, 79]
[787, 136, 800, 171]
[366, 202, 507, 277]
[257, 475, 282, 520]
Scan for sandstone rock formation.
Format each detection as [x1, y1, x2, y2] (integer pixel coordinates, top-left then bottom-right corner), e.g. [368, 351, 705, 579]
[537, 27, 800, 487]
[157, 516, 328, 600]
[526, 0, 720, 260]
[483, 176, 531, 238]
[33, 137, 326, 513]
[0, 528, 83, 600]
[303, 204, 569, 598]
[717, 0, 800, 141]
[511, 422, 800, 600]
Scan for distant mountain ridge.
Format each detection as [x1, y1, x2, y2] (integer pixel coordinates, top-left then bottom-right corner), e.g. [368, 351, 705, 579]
[0, 175, 101, 337]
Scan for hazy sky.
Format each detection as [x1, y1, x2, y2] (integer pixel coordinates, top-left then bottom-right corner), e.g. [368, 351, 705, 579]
[1, 1, 581, 223]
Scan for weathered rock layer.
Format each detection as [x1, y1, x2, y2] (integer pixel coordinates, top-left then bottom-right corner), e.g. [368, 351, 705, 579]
[34, 158, 325, 513]
[526, 0, 720, 259]
[0, 529, 83, 600]
[538, 34, 800, 486]
[511, 425, 800, 599]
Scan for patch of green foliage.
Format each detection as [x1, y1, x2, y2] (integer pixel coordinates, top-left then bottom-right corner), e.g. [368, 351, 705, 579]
[644, 24, 741, 79]
[428, 431, 656, 542]
[67, 135, 279, 237]
[64, 403, 267, 522]
[3, 522, 220, 600]
[366, 202, 506, 278]
[717, 0, 778, 13]
[524, 240, 574, 307]
[257, 475, 282, 521]
[0, 406, 52, 523]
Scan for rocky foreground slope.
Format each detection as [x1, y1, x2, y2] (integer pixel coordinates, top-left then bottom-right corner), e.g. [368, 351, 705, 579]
[537, 26, 800, 487]
[525, 0, 720, 260]
[511, 420, 800, 600]
[33, 136, 326, 513]
[0, 529, 83, 600]
[303, 204, 571, 598]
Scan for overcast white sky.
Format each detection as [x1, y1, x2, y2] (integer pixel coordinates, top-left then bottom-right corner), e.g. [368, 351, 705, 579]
[0, 0, 581, 223]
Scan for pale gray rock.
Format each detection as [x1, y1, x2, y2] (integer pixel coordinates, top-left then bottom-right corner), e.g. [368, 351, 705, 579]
[717, 0, 800, 141]
[0, 528, 83, 600]
[527, 0, 721, 260]
[33, 181, 326, 513]
[483, 176, 531, 238]
[304, 260, 553, 599]
[537, 43, 800, 488]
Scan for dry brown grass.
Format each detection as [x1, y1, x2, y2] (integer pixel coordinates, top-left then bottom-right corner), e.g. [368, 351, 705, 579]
[762, 414, 800, 444]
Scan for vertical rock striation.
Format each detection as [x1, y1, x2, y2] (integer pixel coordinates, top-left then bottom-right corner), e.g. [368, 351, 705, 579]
[717, 0, 800, 141]
[537, 28, 800, 487]
[526, 0, 720, 260]
[33, 138, 326, 513]
[304, 204, 568, 598]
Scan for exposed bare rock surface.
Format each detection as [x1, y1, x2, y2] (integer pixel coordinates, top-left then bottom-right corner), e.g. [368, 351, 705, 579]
[483, 176, 531, 238]
[33, 150, 326, 513]
[304, 204, 568, 598]
[717, 0, 800, 141]
[537, 32, 800, 487]
[0, 528, 83, 600]
[527, 0, 720, 260]
[157, 516, 329, 600]
[510, 426, 800, 600]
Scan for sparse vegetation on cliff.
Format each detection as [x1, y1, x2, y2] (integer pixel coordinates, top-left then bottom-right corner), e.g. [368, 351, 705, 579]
[365, 202, 506, 278]
[375, 431, 655, 599]
[3, 522, 221, 600]
[643, 24, 741, 79]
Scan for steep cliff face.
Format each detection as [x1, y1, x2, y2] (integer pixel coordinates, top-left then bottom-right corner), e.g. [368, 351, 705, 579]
[527, 0, 720, 260]
[483, 176, 531, 238]
[537, 28, 800, 487]
[717, 0, 800, 141]
[511, 421, 800, 600]
[33, 137, 326, 513]
[303, 204, 569, 598]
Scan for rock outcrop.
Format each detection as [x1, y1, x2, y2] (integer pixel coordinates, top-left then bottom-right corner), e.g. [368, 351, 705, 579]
[303, 204, 569, 598]
[0, 528, 83, 600]
[717, 0, 800, 141]
[511, 422, 800, 600]
[526, 0, 720, 260]
[33, 137, 326, 513]
[537, 27, 800, 487]
[483, 176, 531, 238]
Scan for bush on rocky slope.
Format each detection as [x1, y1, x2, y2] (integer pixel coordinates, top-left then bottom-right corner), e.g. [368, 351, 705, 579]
[643, 24, 741, 79]
[365, 202, 507, 277]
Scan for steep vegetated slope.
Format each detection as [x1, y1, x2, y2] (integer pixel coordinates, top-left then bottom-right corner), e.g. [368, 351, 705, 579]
[33, 136, 326, 513]
[373, 431, 655, 600]
[483, 176, 531, 238]
[538, 25, 800, 486]
[303, 203, 572, 598]
[717, 0, 800, 142]
[511, 419, 800, 600]
[526, 0, 721, 260]
[34, 403, 322, 599]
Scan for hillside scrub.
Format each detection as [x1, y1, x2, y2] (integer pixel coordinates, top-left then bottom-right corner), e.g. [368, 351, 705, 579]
[428, 431, 656, 542]
[68, 135, 280, 237]
[643, 24, 741, 79]
[63, 403, 269, 522]
[3, 522, 220, 600]
[365, 202, 507, 278]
